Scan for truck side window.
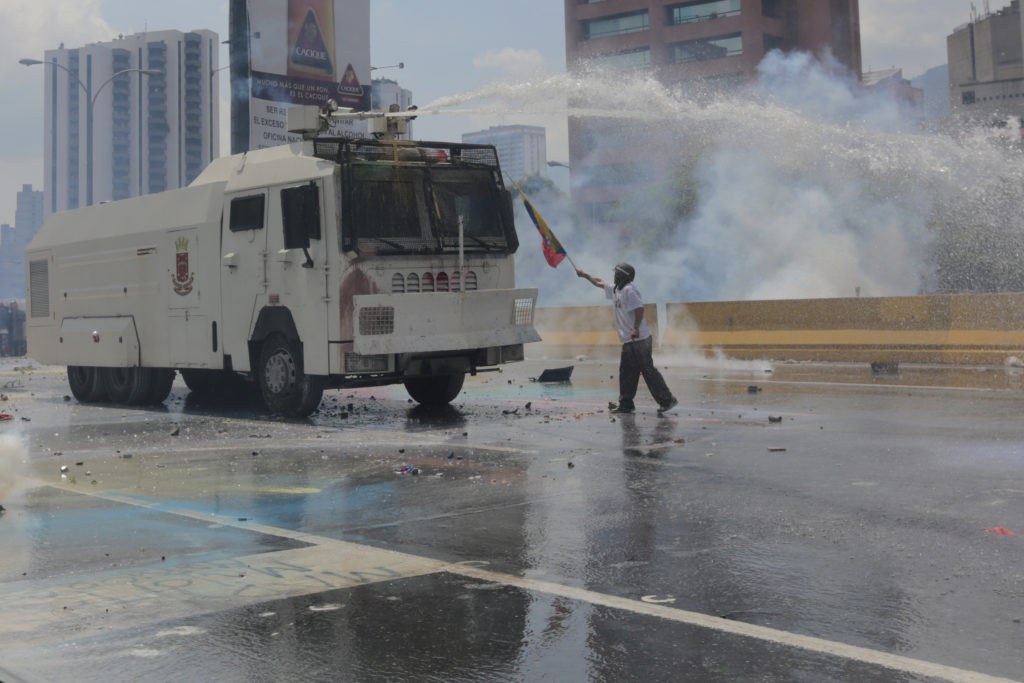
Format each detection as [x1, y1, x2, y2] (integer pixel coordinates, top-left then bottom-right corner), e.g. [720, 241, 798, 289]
[229, 195, 265, 232]
[281, 183, 321, 249]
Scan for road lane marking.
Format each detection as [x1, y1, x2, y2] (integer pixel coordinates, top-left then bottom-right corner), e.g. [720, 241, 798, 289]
[0, 535, 447, 646]
[4, 484, 1018, 683]
[448, 563, 1018, 683]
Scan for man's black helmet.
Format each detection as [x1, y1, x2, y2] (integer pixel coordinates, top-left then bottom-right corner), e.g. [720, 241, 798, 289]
[614, 263, 635, 284]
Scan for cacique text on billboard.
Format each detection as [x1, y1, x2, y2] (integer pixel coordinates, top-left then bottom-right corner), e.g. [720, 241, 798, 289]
[246, 0, 370, 150]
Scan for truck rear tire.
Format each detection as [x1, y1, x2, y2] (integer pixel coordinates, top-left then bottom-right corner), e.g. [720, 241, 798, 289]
[102, 367, 153, 405]
[404, 373, 465, 406]
[258, 333, 323, 417]
[68, 366, 106, 402]
[180, 369, 222, 396]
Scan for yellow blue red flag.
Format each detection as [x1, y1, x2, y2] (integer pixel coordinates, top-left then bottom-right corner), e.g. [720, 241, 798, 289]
[522, 193, 566, 268]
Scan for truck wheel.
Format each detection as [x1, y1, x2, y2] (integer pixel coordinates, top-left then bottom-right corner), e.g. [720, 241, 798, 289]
[67, 366, 106, 402]
[404, 373, 465, 406]
[258, 333, 323, 417]
[102, 367, 153, 405]
[145, 369, 176, 405]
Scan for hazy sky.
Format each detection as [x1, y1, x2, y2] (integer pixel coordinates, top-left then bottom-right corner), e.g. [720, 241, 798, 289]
[0, 0, 980, 224]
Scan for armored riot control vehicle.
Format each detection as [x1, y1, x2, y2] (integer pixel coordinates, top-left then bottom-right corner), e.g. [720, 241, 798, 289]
[25, 104, 539, 416]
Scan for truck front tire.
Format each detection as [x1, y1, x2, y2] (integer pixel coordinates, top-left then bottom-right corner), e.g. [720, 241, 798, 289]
[258, 333, 323, 417]
[404, 373, 465, 406]
[68, 366, 106, 402]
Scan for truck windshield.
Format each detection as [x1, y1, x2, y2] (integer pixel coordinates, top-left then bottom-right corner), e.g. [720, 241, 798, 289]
[344, 163, 513, 254]
[431, 170, 504, 240]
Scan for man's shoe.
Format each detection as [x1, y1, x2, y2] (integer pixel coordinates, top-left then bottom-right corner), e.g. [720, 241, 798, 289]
[657, 397, 678, 414]
[609, 402, 634, 414]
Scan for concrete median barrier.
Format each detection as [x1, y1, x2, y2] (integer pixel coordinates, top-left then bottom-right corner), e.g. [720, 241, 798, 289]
[662, 293, 1024, 365]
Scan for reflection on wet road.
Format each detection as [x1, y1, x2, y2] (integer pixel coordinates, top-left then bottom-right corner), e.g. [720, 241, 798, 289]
[0, 358, 1022, 682]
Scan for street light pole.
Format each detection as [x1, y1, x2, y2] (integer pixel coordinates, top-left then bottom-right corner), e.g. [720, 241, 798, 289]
[20, 58, 161, 206]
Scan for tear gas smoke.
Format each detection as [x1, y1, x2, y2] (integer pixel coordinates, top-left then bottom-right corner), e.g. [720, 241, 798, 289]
[0, 433, 34, 580]
[0, 432, 30, 502]
[423, 52, 1024, 306]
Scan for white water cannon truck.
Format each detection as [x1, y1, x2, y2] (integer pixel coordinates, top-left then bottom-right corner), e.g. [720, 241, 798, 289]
[24, 102, 539, 416]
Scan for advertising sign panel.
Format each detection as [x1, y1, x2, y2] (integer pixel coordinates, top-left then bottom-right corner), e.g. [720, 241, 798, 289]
[245, 0, 370, 150]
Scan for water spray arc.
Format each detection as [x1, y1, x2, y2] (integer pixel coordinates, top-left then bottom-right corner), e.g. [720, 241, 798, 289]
[417, 57, 1024, 305]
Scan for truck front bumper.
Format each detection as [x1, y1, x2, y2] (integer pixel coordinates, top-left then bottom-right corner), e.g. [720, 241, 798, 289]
[351, 288, 540, 355]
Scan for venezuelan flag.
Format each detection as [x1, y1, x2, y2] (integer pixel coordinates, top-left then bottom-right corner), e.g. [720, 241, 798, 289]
[522, 194, 566, 268]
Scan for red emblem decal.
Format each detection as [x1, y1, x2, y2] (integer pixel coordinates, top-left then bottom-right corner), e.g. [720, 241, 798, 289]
[172, 237, 195, 296]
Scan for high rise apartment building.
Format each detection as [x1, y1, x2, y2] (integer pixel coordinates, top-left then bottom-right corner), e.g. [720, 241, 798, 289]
[947, 0, 1024, 120]
[41, 30, 219, 217]
[564, 0, 861, 226]
[0, 184, 45, 299]
[462, 126, 548, 182]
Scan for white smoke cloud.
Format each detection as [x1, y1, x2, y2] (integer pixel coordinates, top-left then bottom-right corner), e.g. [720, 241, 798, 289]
[0, 0, 114, 81]
[0, 0, 115, 222]
[0, 432, 31, 502]
[433, 51, 1024, 306]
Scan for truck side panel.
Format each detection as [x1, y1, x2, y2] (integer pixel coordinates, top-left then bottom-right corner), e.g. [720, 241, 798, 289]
[25, 183, 226, 369]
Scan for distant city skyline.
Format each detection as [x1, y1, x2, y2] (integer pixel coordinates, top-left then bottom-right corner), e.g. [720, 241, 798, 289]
[0, 0, 990, 224]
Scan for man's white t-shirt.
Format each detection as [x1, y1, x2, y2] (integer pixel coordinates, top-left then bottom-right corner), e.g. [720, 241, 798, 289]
[605, 283, 651, 343]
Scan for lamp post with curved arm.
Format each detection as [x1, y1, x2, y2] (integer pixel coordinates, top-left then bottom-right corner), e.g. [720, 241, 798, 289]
[20, 58, 162, 206]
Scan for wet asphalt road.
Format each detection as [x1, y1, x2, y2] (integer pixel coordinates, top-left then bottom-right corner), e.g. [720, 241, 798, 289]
[1, 356, 1024, 682]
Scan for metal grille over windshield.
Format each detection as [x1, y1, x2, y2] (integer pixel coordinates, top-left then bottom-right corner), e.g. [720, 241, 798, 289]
[326, 138, 518, 255]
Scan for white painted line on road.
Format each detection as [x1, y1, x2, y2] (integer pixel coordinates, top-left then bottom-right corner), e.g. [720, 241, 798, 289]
[710, 376, 1022, 395]
[449, 563, 1019, 683]
[12, 484, 1019, 683]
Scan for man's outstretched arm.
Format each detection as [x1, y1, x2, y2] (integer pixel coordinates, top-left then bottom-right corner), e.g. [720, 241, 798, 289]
[576, 268, 605, 289]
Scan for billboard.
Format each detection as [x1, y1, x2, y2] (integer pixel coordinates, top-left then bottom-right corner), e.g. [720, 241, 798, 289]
[234, 0, 370, 151]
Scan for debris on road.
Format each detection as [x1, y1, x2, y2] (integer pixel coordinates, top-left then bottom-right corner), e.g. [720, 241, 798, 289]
[871, 361, 899, 375]
[747, 385, 762, 394]
[767, 447, 787, 452]
[984, 527, 1016, 536]
[641, 595, 676, 604]
[532, 366, 573, 383]
[768, 416, 783, 423]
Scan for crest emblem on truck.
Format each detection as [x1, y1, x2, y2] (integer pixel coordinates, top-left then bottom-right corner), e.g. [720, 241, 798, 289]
[173, 236, 195, 296]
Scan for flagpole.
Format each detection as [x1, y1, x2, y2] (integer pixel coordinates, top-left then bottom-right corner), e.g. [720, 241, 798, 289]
[504, 173, 578, 271]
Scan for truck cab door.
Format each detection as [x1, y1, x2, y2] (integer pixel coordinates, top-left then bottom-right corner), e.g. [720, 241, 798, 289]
[267, 180, 330, 376]
[220, 191, 269, 372]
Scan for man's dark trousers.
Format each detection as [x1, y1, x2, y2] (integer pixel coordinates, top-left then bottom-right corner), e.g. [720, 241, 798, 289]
[618, 336, 672, 410]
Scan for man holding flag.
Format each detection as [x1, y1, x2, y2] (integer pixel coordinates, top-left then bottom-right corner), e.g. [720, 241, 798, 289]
[576, 262, 678, 415]
[520, 191, 676, 416]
